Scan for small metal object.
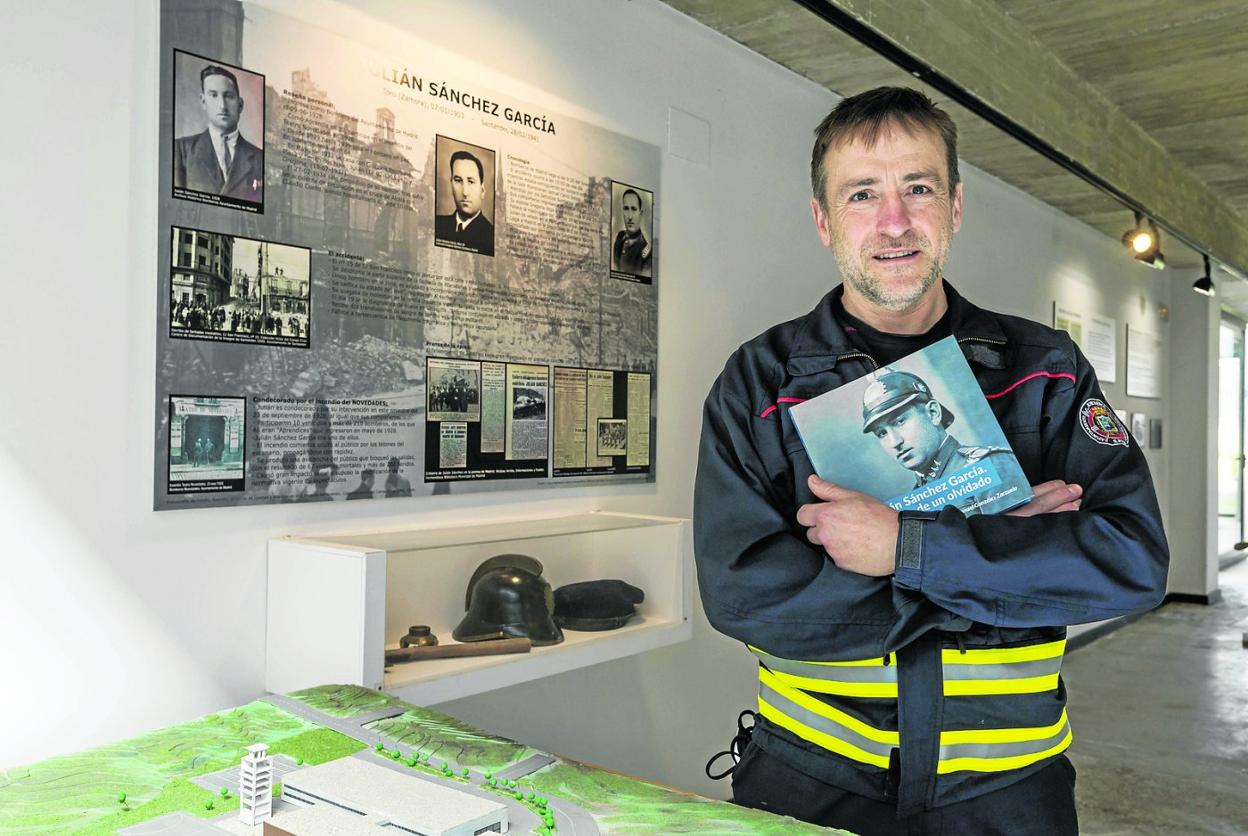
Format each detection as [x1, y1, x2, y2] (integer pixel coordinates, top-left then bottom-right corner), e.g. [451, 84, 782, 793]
[1242, 631, 1247, 649]
[399, 625, 438, 648]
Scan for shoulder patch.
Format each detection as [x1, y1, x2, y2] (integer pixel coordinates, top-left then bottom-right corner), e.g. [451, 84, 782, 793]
[1079, 399, 1129, 447]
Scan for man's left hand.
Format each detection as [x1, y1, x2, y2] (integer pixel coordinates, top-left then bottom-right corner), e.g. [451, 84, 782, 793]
[796, 475, 899, 576]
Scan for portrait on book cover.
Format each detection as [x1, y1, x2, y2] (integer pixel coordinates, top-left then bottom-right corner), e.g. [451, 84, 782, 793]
[791, 337, 1030, 516]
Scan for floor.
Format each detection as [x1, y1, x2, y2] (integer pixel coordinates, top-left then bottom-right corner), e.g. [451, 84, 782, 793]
[1063, 559, 1248, 835]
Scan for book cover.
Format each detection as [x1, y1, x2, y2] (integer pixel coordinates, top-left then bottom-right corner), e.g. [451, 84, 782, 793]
[789, 335, 1032, 517]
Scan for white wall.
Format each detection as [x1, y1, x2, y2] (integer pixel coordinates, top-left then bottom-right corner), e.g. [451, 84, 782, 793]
[0, 0, 1202, 799]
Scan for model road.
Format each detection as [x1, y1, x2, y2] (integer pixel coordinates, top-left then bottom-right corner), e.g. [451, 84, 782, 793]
[263, 694, 600, 835]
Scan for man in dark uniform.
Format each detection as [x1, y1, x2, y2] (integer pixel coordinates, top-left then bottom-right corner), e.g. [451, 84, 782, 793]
[434, 150, 495, 256]
[612, 188, 652, 275]
[862, 370, 1025, 507]
[694, 87, 1167, 835]
[173, 65, 263, 204]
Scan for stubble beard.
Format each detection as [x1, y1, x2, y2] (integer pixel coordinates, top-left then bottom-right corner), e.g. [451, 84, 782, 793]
[832, 226, 951, 313]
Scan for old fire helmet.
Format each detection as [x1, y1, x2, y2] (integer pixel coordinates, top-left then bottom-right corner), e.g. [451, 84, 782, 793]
[861, 370, 955, 434]
[463, 553, 545, 610]
[454, 559, 564, 647]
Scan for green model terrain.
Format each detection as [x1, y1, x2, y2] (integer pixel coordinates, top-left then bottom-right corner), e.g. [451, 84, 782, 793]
[291, 686, 839, 834]
[288, 683, 401, 718]
[1, 685, 841, 835]
[287, 684, 536, 772]
[0, 700, 363, 835]
[365, 709, 536, 773]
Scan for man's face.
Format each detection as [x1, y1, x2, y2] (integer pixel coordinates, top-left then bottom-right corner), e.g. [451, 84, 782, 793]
[811, 124, 962, 312]
[450, 158, 484, 217]
[622, 193, 642, 235]
[871, 401, 946, 471]
[201, 73, 242, 133]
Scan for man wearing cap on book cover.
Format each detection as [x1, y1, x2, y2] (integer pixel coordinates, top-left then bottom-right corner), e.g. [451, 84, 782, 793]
[862, 369, 1020, 490]
[693, 86, 1168, 835]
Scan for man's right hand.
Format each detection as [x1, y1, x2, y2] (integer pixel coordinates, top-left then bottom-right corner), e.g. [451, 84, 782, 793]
[1005, 480, 1082, 517]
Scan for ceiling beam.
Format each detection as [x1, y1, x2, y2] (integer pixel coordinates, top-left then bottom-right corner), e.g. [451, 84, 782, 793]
[663, 0, 1248, 278]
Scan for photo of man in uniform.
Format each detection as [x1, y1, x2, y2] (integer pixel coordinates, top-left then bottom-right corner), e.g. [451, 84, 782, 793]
[434, 138, 495, 257]
[861, 370, 1023, 492]
[172, 52, 265, 209]
[610, 181, 654, 281]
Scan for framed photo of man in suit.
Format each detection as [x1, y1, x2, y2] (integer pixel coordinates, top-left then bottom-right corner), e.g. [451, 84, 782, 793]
[433, 135, 497, 257]
[172, 49, 266, 213]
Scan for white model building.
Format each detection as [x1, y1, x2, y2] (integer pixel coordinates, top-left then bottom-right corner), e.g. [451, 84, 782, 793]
[278, 756, 508, 836]
[262, 804, 394, 835]
[239, 743, 274, 826]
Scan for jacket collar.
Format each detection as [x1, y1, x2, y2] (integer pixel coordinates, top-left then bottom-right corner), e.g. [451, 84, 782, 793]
[786, 280, 1008, 373]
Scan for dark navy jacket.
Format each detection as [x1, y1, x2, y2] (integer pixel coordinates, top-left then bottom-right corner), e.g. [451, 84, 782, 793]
[694, 282, 1168, 813]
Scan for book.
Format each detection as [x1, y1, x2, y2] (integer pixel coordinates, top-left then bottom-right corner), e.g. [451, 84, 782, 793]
[789, 335, 1032, 517]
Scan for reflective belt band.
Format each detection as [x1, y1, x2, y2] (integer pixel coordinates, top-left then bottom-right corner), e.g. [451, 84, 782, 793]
[938, 711, 1073, 774]
[751, 641, 1071, 774]
[757, 668, 896, 769]
[748, 645, 898, 698]
[942, 639, 1065, 696]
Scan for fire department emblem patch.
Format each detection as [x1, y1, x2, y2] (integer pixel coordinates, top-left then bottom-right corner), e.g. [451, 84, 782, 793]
[1079, 399, 1129, 447]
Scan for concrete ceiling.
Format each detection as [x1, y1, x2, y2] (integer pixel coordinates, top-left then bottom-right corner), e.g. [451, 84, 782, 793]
[661, 0, 1248, 306]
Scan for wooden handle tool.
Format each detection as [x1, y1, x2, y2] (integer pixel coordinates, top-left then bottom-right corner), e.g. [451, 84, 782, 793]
[385, 637, 532, 664]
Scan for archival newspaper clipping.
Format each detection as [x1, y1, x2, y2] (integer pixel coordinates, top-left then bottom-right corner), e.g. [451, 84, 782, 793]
[154, 0, 658, 509]
[789, 337, 1032, 517]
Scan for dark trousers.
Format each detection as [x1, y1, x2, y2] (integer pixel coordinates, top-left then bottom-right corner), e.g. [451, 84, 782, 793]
[731, 742, 1079, 836]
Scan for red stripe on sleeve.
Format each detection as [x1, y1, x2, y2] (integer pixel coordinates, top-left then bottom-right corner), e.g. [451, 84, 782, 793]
[985, 371, 1076, 400]
[759, 396, 808, 418]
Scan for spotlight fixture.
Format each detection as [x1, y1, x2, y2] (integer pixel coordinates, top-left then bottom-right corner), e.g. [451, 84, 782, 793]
[1122, 212, 1156, 257]
[1121, 211, 1164, 268]
[1192, 255, 1215, 296]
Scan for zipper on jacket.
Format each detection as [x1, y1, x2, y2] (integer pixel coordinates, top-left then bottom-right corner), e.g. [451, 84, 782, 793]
[955, 633, 967, 655]
[882, 652, 891, 666]
[957, 336, 1007, 348]
[836, 350, 879, 371]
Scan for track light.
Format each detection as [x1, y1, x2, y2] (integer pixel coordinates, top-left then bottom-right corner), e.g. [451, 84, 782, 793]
[1192, 255, 1215, 296]
[1122, 211, 1164, 268]
[1122, 212, 1156, 257]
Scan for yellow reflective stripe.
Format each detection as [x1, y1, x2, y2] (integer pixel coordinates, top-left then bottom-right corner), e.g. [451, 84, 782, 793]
[757, 699, 892, 770]
[804, 657, 891, 668]
[940, 710, 1068, 745]
[940, 639, 1065, 665]
[747, 645, 893, 669]
[937, 728, 1073, 774]
[769, 669, 899, 698]
[761, 668, 899, 745]
[943, 673, 1059, 696]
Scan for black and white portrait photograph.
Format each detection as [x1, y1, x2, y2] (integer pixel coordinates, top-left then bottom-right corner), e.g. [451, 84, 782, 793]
[172, 49, 265, 212]
[167, 395, 246, 494]
[609, 180, 655, 283]
[170, 227, 311, 348]
[596, 418, 627, 457]
[434, 135, 496, 257]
